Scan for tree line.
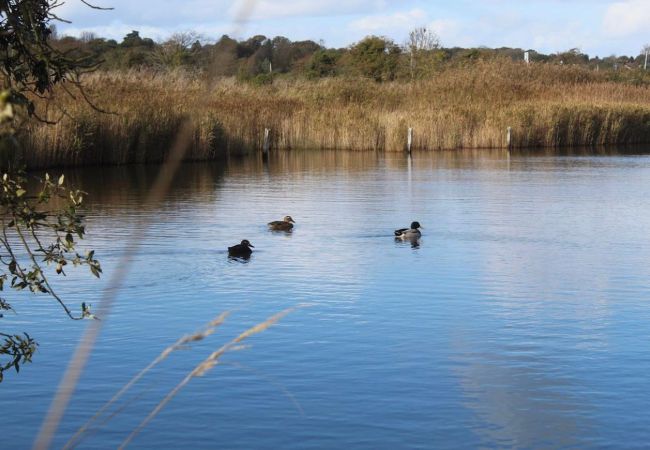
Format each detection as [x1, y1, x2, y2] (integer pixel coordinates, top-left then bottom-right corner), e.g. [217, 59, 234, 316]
[51, 27, 650, 83]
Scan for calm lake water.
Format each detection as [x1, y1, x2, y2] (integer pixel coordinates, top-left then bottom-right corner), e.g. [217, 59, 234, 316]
[3, 149, 650, 449]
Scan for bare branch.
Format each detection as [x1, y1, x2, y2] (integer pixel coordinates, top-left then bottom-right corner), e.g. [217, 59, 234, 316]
[79, 0, 114, 10]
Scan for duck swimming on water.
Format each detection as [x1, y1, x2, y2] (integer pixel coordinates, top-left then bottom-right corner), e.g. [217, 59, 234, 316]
[394, 221, 422, 239]
[268, 216, 295, 231]
[228, 239, 255, 257]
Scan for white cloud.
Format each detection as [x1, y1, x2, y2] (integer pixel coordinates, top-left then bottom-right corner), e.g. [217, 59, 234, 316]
[603, 0, 650, 37]
[228, 0, 387, 20]
[53, 1, 650, 56]
[426, 19, 461, 46]
[349, 8, 428, 34]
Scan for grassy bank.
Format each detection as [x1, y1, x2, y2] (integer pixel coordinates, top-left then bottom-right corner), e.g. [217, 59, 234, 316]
[21, 59, 650, 168]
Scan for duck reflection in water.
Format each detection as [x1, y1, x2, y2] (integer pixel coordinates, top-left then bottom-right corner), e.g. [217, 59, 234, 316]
[395, 236, 421, 248]
[228, 253, 252, 263]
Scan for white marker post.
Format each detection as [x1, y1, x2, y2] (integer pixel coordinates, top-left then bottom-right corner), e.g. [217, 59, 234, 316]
[524, 51, 530, 64]
[407, 127, 413, 153]
[506, 127, 512, 150]
[263, 128, 270, 155]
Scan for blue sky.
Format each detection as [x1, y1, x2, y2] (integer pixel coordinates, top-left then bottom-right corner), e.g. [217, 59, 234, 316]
[58, 0, 650, 57]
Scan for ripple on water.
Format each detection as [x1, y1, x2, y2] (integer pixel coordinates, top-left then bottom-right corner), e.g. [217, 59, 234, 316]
[4, 150, 650, 449]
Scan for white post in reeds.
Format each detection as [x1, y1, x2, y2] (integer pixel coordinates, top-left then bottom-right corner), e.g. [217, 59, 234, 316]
[506, 127, 512, 150]
[263, 128, 270, 155]
[524, 51, 530, 64]
[407, 127, 413, 153]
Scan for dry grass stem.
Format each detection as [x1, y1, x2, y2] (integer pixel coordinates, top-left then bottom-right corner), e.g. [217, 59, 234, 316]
[119, 306, 299, 449]
[32, 121, 195, 450]
[63, 312, 230, 449]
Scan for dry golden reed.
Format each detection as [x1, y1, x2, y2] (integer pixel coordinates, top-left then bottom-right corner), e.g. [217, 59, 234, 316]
[22, 59, 650, 168]
[118, 306, 300, 449]
[63, 312, 230, 450]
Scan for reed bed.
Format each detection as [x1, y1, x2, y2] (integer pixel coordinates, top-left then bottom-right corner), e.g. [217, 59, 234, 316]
[21, 60, 650, 168]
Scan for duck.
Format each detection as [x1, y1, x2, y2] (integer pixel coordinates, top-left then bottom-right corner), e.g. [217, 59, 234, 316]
[268, 215, 295, 231]
[394, 221, 422, 239]
[228, 239, 255, 257]
[81, 302, 99, 320]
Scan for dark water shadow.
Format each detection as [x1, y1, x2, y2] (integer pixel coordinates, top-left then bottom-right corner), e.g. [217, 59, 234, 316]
[227, 254, 252, 264]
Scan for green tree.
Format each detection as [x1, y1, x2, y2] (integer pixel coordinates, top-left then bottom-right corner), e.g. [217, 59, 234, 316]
[208, 35, 239, 76]
[349, 36, 401, 81]
[306, 49, 339, 78]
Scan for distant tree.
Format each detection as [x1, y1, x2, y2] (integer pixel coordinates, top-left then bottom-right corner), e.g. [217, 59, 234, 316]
[79, 31, 98, 43]
[243, 37, 273, 77]
[406, 27, 440, 79]
[554, 48, 589, 65]
[111, 30, 157, 68]
[153, 31, 202, 68]
[642, 44, 650, 70]
[121, 30, 144, 48]
[237, 34, 267, 58]
[209, 35, 239, 76]
[271, 36, 293, 72]
[306, 49, 340, 78]
[350, 36, 401, 81]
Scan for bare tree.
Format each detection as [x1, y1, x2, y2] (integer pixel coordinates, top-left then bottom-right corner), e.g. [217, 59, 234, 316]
[406, 27, 441, 80]
[153, 31, 203, 68]
[79, 31, 97, 43]
[642, 44, 650, 70]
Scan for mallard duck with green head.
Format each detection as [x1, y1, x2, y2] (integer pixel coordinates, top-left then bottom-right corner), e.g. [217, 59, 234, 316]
[394, 221, 422, 239]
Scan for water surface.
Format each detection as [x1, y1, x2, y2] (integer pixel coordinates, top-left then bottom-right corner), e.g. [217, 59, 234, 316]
[3, 149, 650, 449]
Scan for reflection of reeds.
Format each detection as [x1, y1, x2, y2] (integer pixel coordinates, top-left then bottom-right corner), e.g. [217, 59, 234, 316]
[22, 59, 650, 168]
[118, 306, 299, 449]
[63, 312, 230, 450]
[33, 121, 195, 450]
[34, 4, 269, 449]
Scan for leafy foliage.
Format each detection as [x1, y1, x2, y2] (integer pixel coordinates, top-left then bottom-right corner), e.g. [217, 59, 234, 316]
[0, 0, 102, 381]
[349, 36, 401, 82]
[0, 331, 36, 382]
[0, 170, 101, 380]
[47, 25, 650, 83]
[0, 0, 99, 122]
[306, 50, 340, 79]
